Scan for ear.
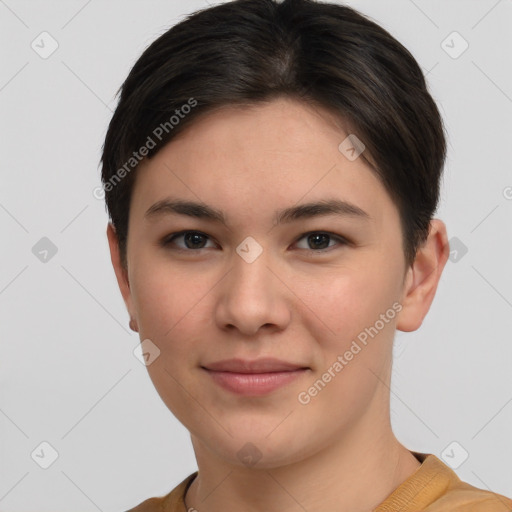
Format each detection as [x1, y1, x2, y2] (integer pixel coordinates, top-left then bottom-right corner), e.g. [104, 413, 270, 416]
[396, 219, 449, 332]
[106, 222, 138, 332]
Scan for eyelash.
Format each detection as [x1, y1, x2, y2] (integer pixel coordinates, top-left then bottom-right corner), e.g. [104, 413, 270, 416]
[160, 230, 349, 254]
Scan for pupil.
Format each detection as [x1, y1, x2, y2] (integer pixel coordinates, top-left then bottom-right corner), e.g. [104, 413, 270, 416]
[310, 233, 329, 249]
[186, 233, 205, 249]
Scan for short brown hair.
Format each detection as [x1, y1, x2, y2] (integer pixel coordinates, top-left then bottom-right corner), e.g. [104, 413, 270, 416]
[100, 0, 447, 270]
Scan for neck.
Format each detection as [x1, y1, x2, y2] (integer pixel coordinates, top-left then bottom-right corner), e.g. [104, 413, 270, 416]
[185, 407, 421, 512]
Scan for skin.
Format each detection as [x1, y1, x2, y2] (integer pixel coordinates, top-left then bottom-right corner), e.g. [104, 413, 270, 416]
[107, 97, 449, 512]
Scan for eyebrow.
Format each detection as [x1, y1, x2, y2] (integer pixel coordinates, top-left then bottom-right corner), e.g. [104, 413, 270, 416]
[144, 198, 371, 226]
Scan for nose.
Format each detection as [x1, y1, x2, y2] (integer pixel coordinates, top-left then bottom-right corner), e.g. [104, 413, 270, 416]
[214, 245, 292, 336]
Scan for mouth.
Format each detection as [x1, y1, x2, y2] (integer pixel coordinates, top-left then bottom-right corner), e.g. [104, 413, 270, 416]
[202, 357, 309, 373]
[201, 358, 310, 396]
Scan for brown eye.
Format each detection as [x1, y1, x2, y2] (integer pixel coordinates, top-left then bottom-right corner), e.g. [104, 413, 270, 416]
[162, 231, 215, 250]
[160, 230, 348, 254]
[294, 232, 348, 252]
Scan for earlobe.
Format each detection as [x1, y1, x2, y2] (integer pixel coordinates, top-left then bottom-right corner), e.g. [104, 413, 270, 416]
[396, 219, 450, 332]
[129, 317, 139, 332]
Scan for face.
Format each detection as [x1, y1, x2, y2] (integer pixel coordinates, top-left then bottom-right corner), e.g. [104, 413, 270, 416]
[108, 97, 439, 469]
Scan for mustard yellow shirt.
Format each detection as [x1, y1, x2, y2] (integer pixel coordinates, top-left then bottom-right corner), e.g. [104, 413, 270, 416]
[126, 451, 512, 511]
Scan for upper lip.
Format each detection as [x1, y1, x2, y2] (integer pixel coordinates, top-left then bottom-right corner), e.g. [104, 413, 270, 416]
[202, 358, 308, 373]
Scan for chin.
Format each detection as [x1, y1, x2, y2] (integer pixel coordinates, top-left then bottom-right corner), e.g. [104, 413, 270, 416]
[195, 423, 313, 469]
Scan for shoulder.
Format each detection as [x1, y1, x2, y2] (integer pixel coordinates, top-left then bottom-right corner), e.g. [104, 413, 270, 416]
[124, 496, 166, 512]
[123, 472, 198, 512]
[377, 452, 512, 512]
[432, 481, 512, 511]
[418, 455, 512, 512]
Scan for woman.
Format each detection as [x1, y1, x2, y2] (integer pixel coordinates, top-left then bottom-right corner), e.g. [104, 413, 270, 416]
[100, 0, 512, 510]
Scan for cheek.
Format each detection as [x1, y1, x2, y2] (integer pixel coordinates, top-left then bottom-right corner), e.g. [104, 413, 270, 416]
[130, 260, 201, 333]
[129, 266, 213, 427]
[129, 262, 220, 377]
[293, 267, 399, 347]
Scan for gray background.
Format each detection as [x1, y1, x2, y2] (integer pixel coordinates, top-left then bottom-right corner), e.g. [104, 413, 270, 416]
[1, 0, 511, 510]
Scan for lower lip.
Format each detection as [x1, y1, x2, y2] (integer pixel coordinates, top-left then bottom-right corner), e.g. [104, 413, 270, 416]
[204, 369, 308, 396]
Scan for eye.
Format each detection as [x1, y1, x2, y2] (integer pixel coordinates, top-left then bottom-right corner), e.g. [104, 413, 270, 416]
[161, 231, 216, 251]
[294, 231, 348, 253]
[161, 230, 348, 253]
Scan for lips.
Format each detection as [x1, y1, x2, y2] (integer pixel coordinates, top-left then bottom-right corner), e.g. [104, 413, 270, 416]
[202, 358, 309, 396]
[202, 357, 309, 373]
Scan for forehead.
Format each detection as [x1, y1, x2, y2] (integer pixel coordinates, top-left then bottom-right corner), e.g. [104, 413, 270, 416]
[131, 98, 398, 230]
[160, 97, 366, 163]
